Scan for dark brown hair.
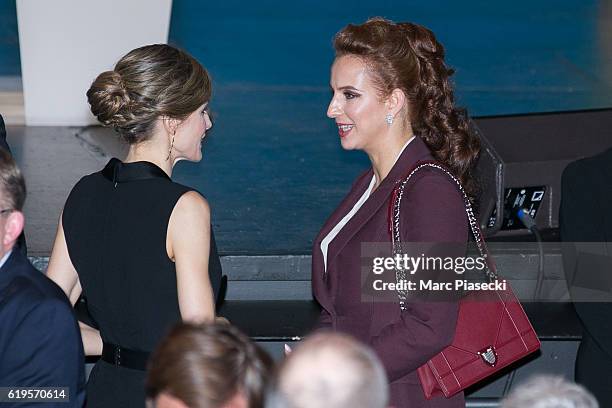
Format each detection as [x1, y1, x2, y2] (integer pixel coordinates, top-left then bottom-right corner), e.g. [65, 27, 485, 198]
[334, 18, 480, 199]
[146, 323, 273, 408]
[87, 44, 211, 144]
[0, 148, 25, 211]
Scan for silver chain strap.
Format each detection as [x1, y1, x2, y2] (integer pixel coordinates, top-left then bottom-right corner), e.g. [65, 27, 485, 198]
[391, 161, 498, 310]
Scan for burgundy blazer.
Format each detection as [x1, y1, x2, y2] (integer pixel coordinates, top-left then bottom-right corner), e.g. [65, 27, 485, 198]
[311, 137, 468, 408]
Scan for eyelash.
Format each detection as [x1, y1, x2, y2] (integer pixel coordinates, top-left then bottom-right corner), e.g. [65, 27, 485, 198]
[329, 90, 360, 100]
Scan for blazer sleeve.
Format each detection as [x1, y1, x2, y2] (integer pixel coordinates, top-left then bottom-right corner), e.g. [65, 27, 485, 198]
[370, 171, 468, 382]
[313, 308, 333, 331]
[2, 297, 85, 407]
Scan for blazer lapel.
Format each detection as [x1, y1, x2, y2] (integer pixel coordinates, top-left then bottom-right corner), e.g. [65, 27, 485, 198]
[314, 170, 374, 245]
[325, 137, 433, 271]
[312, 170, 374, 312]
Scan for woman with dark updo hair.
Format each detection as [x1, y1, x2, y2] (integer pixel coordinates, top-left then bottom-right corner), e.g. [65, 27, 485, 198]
[46, 44, 223, 407]
[311, 18, 480, 407]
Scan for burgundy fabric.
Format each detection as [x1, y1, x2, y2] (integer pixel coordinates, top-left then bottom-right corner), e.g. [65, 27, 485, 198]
[311, 137, 467, 408]
[385, 162, 541, 398]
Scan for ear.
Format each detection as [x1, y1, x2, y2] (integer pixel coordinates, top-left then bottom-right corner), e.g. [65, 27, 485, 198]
[161, 116, 180, 136]
[385, 88, 407, 118]
[2, 211, 24, 248]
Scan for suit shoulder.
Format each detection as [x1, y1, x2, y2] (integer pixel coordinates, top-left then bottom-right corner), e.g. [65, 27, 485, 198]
[562, 158, 588, 182]
[404, 167, 463, 202]
[4, 264, 72, 312]
[562, 149, 612, 191]
[563, 147, 612, 176]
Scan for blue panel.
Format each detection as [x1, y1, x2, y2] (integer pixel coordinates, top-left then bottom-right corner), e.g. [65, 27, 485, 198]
[0, 0, 20, 75]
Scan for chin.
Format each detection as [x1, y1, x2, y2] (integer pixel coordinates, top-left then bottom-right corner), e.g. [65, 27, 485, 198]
[339, 137, 360, 151]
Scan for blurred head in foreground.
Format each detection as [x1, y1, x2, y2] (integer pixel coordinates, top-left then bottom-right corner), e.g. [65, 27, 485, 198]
[266, 332, 388, 408]
[146, 322, 274, 408]
[501, 375, 599, 408]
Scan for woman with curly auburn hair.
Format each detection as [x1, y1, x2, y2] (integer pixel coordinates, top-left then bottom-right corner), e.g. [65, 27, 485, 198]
[311, 18, 480, 407]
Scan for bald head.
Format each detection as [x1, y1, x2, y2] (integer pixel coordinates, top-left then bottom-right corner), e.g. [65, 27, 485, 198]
[268, 333, 388, 408]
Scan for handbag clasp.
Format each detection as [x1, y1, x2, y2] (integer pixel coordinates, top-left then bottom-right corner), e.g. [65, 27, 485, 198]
[478, 346, 498, 367]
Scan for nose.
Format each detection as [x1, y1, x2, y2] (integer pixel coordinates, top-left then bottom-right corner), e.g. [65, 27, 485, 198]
[327, 95, 341, 119]
[205, 113, 213, 131]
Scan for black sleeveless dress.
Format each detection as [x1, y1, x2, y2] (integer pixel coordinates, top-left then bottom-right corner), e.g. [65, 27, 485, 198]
[62, 158, 222, 407]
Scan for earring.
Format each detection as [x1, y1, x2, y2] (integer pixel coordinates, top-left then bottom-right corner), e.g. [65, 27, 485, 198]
[166, 131, 175, 161]
[385, 113, 394, 126]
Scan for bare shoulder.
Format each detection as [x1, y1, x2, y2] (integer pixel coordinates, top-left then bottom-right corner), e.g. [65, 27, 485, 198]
[167, 191, 211, 259]
[173, 191, 211, 220]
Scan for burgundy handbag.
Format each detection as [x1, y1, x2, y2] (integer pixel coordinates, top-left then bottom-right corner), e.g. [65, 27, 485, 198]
[389, 161, 541, 399]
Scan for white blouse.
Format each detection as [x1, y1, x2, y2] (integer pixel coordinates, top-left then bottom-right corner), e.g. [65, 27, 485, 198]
[320, 136, 415, 272]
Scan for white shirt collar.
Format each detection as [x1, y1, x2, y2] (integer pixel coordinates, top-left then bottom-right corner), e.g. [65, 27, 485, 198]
[394, 135, 416, 166]
[0, 248, 13, 269]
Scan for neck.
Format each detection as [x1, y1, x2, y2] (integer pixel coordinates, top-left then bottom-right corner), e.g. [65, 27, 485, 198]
[124, 143, 173, 177]
[367, 133, 414, 187]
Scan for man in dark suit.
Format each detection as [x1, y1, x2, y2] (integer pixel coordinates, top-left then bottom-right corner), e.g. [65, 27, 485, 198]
[560, 147, 612, 405]
[0, 148, 85, 407]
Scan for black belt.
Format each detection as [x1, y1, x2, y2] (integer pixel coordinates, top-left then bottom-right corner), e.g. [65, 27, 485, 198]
[101, 342, 150, 371]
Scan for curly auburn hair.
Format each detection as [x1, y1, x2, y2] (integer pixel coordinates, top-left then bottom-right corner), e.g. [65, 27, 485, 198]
[333, 17, 480, 200]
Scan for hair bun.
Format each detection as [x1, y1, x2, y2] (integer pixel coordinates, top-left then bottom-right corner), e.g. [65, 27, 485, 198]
[86, 44, 211, 144]
[86, 70, 131, 128]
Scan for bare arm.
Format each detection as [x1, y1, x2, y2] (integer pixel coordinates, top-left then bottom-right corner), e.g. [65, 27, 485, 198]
[167, 191, 215, 323]
[46, 213, 102, 356]
[78, 321, 103, 356]
[46, 213, 80, 304]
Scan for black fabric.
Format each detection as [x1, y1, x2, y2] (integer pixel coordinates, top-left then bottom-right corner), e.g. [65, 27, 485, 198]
[62, 158, 222, 408]
[560, 147, 612, 405]
[101, 342, 150, 371]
